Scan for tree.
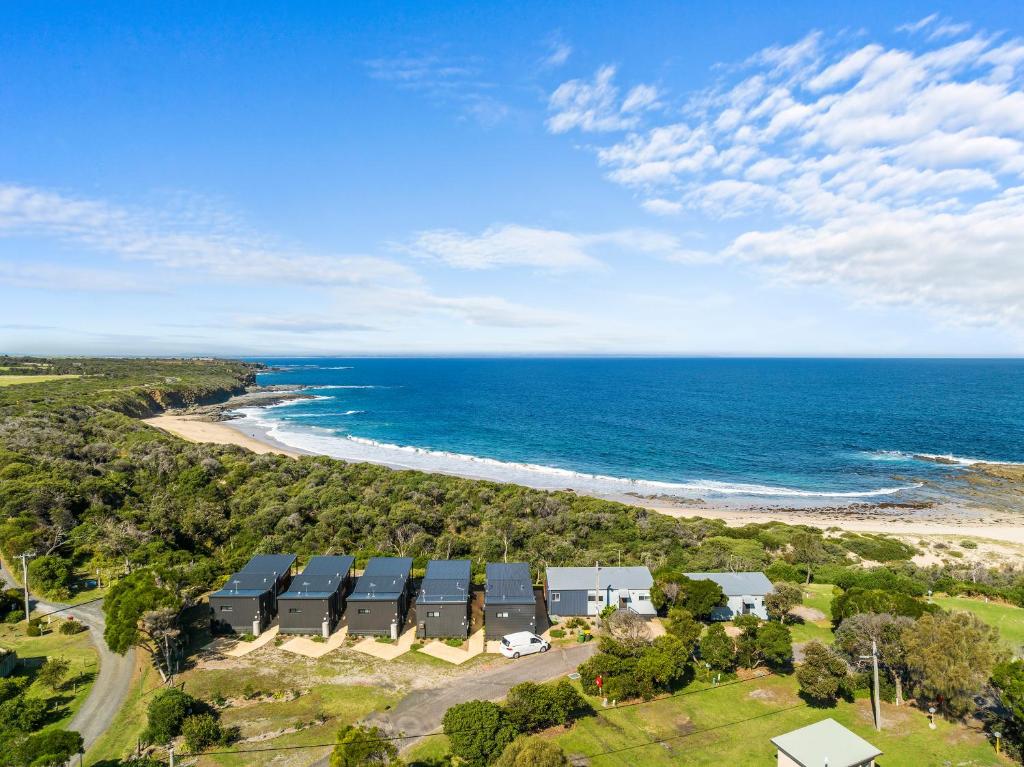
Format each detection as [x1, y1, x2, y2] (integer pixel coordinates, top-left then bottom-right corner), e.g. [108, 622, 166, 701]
[0, 694, 49, 732]
[736, 616, 792, 670]
[37, 656, 71, 691]
[790, 533, 829, 584]
[181, 713, 223, 753]
[765, 582, 802, 624]
[13, 728, 83, 767]
[504, 680, 587, 733]
[832, 588, 935, 623]
[443, 700, 517, 767]
[797, 641, 851, 706]
[699, 623, 736, 672]
[27, 555, 74, 599]
[992, 660, 1024, 738]
[665, 607, 702, 656]
[902, 611, 1007, 716]
[834, 613, 914, 705]
[330, 725, 398, 767]
[604, 609, 650, 645]
[494, 737, 569, 767]
[103, 571, 181, 681]
[143, 688, 197, 744]
[635, 635, 692, 697]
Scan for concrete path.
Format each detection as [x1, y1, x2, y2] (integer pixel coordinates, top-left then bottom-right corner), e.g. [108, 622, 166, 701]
[360, 642, 597, 756]
[352, 626, 417, 660]
[0, 559, 136, 751]
[418, 628, 486, 665]
[224, 625, 279, 657]
[281, 626, 348, 658]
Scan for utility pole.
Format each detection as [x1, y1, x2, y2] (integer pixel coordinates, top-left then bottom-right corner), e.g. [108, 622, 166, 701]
[594, 561, 600, 619]
[860, 639, 882, 731]
[168, 744, 175, 767]
[16, 552, 35, 624]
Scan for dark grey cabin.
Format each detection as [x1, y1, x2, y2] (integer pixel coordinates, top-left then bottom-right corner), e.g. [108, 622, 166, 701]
[484, 562, 536, 639]
[209, 553, 296, 634]
[416, 559, 472, 639]
[346, 557, 414, 637]
[277, 555, 355, 636]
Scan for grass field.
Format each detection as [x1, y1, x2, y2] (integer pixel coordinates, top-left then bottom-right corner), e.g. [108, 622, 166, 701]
[552, 673, 1001, 767]
[932, 595, 1024, 652]
[0, 374, 81, 386]
[85, 654, 158, 765]
[0, 618, 98, 732]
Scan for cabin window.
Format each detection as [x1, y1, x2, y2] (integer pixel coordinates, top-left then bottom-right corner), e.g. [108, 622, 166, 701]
[587, 595, 596, 602]
[219, 606, 233, 612]
[288, 608, 302, 614]
[551, 592, 560, 602]
[357, 608, 371, 615]
[638, 594, 649, 601]
[497, 611, 510, 618]
[427, 611, 440, 618]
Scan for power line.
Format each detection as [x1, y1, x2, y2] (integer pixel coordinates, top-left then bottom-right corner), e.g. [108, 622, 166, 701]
[188, 671, 778, 757]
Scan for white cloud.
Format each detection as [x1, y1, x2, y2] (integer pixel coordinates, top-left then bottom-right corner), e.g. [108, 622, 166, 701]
[546, 66, 659, 134]
[407, 223, 701, 270]
[541, 38, 572, 69]
[0, 183, 418, 287]
[557, 25, 1024, 327]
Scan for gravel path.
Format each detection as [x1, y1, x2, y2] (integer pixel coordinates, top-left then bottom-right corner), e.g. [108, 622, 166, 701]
[1, 560, 137, 750]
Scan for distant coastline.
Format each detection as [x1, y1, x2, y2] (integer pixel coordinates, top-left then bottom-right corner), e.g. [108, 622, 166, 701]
[144, 405, 1024, 547]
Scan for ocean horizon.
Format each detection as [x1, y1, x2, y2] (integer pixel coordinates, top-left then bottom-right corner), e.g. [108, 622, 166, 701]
[229, 357, 1024, 509]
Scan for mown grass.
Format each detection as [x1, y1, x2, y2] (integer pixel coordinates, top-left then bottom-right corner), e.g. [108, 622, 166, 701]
[0, 619, 98, 731]
[85, 654, 158, 765]
[0, 374, 81, 386]
[552, 673, 1001, 767]
[932, 595, 1024, 652]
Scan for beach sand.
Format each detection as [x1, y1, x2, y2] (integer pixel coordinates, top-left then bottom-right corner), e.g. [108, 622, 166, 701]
[142, 413, 1024, 547]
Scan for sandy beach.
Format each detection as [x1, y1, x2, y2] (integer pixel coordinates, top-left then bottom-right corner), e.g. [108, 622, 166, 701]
[143, 413, 1024, 547]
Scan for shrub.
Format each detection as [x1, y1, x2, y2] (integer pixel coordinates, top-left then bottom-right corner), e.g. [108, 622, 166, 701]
[838, 533, 917, 562]
[445, 637, 464, 647]
[13, 728, 83, 767]
[240, 633, 256, 642]
[495, 737, 570, 767]
[37, 656, 71, 691]
[765, 561, 803, 583]
[443, 700, 517, 767]
[504, 680, 588, 733]
[330, 724, 398, 767]
[311, 635, 326, 643]
[26, 622, 41, 637]
[832, 587, 936, 623]
[699, 623, 736, 672]
[181, 713, 222, 753]
[549, 629, 565, 639]
[797, 641, 852, 706]
[4, 609, 24, 624]
[28, 555, 75, 599]
[144, 688, 198, 744]
[960, 539, 978, 549]
[564, 617, 588, 631]
[60, 619, 87, 635]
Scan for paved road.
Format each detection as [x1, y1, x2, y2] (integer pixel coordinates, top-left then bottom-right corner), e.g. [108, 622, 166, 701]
[1, 560, 137, 750]
[310, 642, 598, 765]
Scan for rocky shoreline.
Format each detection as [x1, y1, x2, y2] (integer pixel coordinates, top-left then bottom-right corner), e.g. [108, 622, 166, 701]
[162, 384, 316, 421]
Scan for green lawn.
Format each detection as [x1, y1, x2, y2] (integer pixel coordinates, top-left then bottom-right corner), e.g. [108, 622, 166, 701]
[788, 583, 836, 645]
[0, 374, 80, 386]
[801, 583, 835, 620]
[552, 673, 1002, 767]
[932, 595, 1024, 653]
[0, 619, 98, 732]
[85, 655, 158, 765]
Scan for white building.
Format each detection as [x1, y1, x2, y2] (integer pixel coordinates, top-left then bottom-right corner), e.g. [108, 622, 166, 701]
[771, 718, 881, 767]
[545, 566, 656, 617]
[683, 571, 773, 620]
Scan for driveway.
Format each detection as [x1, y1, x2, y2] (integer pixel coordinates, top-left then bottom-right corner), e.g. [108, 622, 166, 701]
[0, 560, 137, 750]
[310, 641, 597, 765]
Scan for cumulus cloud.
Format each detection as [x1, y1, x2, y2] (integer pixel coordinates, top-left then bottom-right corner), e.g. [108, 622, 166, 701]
[547, 66, 660, 133]
[553, 25, 1024, 327]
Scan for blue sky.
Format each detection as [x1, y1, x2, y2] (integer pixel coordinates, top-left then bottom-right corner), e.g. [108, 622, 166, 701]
[1, 1, 1023, 356]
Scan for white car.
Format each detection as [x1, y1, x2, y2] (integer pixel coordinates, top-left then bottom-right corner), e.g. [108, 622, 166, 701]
[499, 631, 550, 659]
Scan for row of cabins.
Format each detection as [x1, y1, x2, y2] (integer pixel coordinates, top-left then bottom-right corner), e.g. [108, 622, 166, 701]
[211, 554, 775, 638]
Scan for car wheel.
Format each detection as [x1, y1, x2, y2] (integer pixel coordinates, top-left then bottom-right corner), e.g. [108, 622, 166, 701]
[512, 652, 520, 659]
[540, 644, 549, 653]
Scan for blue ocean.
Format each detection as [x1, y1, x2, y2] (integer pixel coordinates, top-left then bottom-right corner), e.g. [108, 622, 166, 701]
[237, 358, 1024, 507]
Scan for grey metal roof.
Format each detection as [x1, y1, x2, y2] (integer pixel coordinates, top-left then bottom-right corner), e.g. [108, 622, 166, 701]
[485, 562, 534, 605]
[349, 557, 412, 602]
[684, 571, 773, 596]
[301, 555, 354, 578]
[281, 574, 345, 599]
[238, 554, 296, 576]
[770, 718, 881, 767]
[546, 566, 653, 592]
[418, 560, 472, 604]
[211, 571, 278, 598]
